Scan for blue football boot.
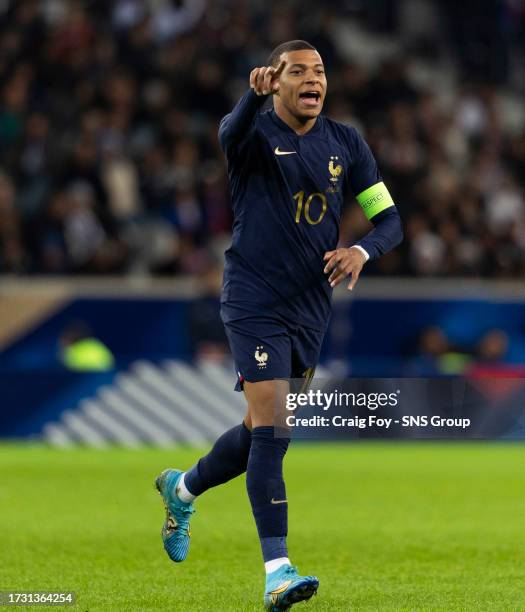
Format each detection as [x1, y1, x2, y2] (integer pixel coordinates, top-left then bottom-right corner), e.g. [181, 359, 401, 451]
[155, 469, 195, 562]
[264, 564, 319, 610]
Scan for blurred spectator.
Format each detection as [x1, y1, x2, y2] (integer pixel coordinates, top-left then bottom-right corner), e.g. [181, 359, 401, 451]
[59, 320, 115, 371]
[187, 257, 229, 361]
[0, 171, 26, 272]
[467, 328, 525, 377]
[0, 0, 524, 279]
[476, 329, 509, 363]
[407, 325, 472, 375]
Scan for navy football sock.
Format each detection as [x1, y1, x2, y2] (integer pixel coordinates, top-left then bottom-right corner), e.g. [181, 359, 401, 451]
[184, 422, 252, 496]
[246, 426, 290, 562]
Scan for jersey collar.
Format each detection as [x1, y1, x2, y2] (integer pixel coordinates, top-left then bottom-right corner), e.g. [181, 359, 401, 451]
[269, 109, 323, 136]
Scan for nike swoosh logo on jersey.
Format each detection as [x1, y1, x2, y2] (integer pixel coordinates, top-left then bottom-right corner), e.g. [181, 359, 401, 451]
[270, 498, 288, 504]
[274, 147, 296, 155]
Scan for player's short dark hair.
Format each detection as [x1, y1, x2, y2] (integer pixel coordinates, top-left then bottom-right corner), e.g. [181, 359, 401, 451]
[267, 40, 318, 67]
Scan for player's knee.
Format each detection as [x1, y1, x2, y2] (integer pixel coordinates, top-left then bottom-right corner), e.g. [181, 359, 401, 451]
[249, 399, 277, 427]
[245, 380, 288, 427]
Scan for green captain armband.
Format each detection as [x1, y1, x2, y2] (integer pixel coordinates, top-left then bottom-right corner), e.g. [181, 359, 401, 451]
[356, 181, 395, 220]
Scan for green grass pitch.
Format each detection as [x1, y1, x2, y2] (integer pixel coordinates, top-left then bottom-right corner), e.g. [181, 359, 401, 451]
[1, 442, 524, 611]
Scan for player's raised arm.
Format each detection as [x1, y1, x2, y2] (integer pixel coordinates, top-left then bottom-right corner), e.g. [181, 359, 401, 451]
[218, 61, 286, 154]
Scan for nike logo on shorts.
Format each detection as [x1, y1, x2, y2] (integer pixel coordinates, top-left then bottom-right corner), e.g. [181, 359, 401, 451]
[270, 498, 288, 504]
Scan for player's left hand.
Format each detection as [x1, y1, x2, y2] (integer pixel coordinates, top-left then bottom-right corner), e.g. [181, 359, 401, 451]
[323, 247, 367, 291]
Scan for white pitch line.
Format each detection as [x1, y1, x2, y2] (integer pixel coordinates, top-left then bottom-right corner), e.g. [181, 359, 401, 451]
[117, 374, 206, 444]
[80, 399, 142, 447]
[42, 423, 76, 447]
[165, 360, 245, 423]
[197, 361, 247, 411]
[61, 411, 108, 447]
[132, 361, 230, 437]
[99, 387, 175, 447]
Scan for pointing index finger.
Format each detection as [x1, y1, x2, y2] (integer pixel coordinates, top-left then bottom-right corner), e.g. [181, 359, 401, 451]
[274, 60, 286, 78]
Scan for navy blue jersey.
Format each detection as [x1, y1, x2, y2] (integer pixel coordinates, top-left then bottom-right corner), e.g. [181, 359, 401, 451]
[219, 90, 388, 331]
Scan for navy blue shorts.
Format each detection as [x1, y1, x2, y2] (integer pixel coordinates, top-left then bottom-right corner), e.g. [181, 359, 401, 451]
[222, 316, 325, 392]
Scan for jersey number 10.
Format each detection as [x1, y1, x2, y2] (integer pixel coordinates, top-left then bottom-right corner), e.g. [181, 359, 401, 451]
[293, 191, 327, 225]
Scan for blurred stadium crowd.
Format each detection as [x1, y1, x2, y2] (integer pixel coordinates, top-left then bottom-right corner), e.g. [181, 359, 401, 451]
[1, 0, 524, 278]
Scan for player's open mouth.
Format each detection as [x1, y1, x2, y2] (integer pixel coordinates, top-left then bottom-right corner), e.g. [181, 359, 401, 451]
[299, 91, 321, 107]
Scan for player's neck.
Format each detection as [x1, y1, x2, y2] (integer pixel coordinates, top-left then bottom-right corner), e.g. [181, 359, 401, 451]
[273, 104, 317, 135]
